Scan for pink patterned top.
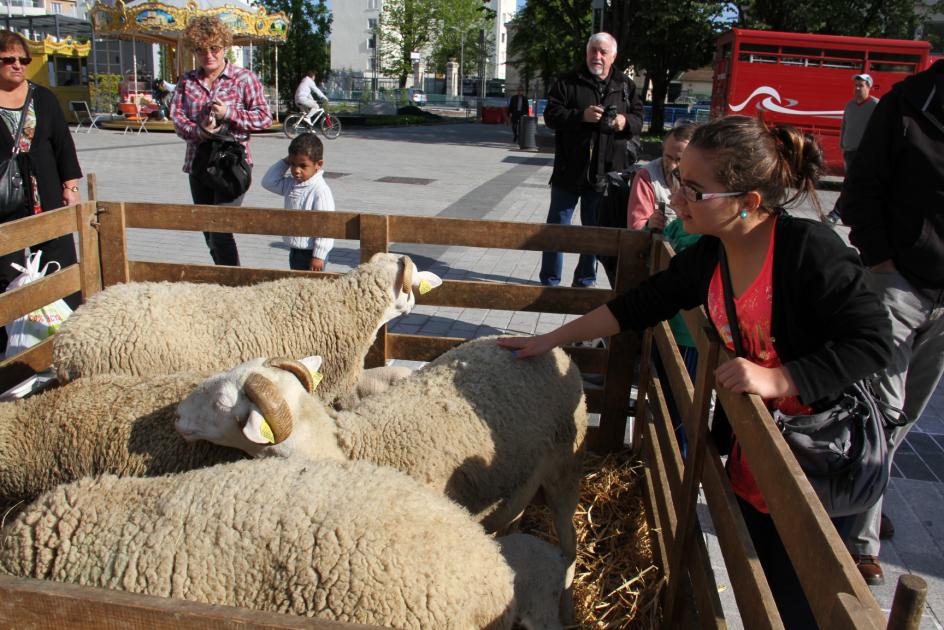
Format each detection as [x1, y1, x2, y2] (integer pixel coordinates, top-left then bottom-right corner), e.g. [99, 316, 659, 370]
[171, 62, 271, 172]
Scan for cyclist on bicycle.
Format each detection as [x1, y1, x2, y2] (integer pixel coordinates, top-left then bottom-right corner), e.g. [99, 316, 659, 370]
[295, 69, 328, 124]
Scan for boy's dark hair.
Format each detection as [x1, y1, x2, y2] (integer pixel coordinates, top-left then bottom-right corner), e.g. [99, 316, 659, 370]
[288, 133, 324, 163]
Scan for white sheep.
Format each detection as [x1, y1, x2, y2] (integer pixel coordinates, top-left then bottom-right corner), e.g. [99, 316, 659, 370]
[341, 364, 416, 409]
[174, 336, 587, 593]
[52, 253, 442, 408]
[0, 458, 567, 630]
[0, 370, 247, 503]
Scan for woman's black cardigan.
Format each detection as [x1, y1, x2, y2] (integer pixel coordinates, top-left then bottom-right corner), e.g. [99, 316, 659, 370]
[606, 214, 893, 407]
[0, 83, 82, 219]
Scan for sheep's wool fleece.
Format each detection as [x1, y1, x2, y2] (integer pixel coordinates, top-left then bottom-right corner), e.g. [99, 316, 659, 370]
[336, 336, 587, 522]
[0, 372, 243, 500]
[52, 262, 396, 406]
[0, 459, 517, 630]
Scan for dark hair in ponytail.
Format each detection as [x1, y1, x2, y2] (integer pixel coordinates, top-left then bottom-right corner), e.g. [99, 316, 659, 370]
[690, 115, 825, 219]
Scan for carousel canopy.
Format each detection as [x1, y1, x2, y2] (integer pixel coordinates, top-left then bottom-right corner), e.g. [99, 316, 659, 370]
[89, 0, 288, 45]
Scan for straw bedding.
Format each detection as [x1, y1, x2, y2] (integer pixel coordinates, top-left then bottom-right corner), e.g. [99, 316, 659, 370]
[519, 450, 662, 629]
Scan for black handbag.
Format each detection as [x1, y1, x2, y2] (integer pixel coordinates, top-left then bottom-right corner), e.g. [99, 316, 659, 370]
[719, 245, 893, 517]
[191, 131, 251, 203]
[0, 83, 35, 219]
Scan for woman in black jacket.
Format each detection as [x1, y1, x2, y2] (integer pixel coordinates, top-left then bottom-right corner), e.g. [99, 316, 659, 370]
[500, 115, 893, 628]
[0, 30, 82, 317]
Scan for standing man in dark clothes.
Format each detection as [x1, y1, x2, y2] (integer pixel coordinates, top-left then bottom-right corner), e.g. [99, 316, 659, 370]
[540, 31, 644, 288]
[508, 86, 528, 143]
[841, 59, 944, 587]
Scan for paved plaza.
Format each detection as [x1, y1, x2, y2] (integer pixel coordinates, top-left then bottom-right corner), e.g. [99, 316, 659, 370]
[71, 121, 941, 628]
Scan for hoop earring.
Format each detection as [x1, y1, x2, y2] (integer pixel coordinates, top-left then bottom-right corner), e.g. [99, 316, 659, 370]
[739, 209, 749, 219]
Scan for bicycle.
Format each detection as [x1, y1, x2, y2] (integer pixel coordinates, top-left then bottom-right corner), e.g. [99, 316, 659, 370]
[283, 107, 342, 140]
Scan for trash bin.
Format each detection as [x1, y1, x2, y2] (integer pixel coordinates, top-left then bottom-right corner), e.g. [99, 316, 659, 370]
[518, 115, 537, 150]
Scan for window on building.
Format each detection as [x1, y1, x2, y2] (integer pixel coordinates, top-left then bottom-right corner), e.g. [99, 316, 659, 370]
[49, 55, 87, 87]
[368, 18, 377, 49]
[51, 2, 62, 14]
[368, 0, 379, 9]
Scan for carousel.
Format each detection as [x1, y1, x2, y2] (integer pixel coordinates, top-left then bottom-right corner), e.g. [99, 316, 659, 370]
[88, 0, 288, 131]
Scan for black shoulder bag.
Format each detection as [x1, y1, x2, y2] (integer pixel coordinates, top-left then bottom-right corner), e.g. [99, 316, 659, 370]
[191, 130, 252, 203]
[0, 83, 36, 219]
[719, 245, 893, 518]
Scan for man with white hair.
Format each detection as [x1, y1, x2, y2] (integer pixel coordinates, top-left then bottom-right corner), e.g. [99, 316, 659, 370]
[540, 32, 644, 288]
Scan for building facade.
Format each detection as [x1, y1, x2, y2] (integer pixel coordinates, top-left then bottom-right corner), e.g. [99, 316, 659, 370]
[330, 0, 381, 74]
[330, 0, 515, 82]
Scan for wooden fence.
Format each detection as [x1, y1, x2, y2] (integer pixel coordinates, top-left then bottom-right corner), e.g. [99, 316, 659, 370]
[0, 181, 928, 628]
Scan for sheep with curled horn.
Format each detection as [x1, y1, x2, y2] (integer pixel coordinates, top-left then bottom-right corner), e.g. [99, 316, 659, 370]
[175, 337, 587, 621]
[52, 253, 442, 409]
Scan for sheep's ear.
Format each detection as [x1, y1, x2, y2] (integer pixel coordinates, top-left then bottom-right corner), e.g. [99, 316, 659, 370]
[213, 383, 239, 413]
[299, 356, 324, 389]
[242, 409, 277, 445]
[412, 271, 442, 295]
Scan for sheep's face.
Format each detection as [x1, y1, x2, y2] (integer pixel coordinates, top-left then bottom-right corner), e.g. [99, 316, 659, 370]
[372, 254, 442, 325]
[175, 358, 318, 455]
[175, 371, 256, 449]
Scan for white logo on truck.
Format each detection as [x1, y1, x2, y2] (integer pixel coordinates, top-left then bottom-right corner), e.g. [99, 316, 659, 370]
[729, 86, 843, 118]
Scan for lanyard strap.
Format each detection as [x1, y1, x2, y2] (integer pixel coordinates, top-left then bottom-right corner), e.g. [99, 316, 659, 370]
[9, 83, 34, 157]
[719, 245, 745, 358]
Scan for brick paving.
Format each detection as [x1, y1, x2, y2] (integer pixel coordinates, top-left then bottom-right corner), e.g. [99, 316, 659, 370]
[71, 121, 941, 628]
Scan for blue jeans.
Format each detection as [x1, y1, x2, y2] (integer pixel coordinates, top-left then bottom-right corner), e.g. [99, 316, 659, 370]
[539, 185, 601, 286]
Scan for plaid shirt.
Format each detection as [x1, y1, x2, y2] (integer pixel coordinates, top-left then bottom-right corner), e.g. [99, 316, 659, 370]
[171, 62, 272, 172]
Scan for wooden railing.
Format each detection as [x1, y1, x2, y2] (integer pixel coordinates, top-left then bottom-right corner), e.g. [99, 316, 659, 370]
[0, 182, 928, 628]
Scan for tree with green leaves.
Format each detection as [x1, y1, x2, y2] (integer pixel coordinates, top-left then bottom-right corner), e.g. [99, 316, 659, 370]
[606, 0, 725, 133]
[428, 0, 493, 81]
[728, 0, 934, 39]
[253, 0, 331, 110]
[376, 0, 440, 88]
[507, 0, 592, 96]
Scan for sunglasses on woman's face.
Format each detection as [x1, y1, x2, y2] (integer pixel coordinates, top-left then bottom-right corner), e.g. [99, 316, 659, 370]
[194, 46, 223, 56]
[0, 56, 30, 66]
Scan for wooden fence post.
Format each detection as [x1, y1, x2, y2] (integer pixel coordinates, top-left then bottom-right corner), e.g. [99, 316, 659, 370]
[887, 574, 927, 630]
[359, 214, 390, 368]
[95, 202, 130, 287]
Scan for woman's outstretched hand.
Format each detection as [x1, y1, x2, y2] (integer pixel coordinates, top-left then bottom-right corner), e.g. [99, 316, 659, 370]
[496, 335, 557, 359]
[714, 358, 798, 399]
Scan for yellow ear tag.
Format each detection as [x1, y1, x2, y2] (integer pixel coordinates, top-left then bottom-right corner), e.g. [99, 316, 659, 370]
[310, 371, 323, 389]
[418, 279, 432, 295]
[259, 418, 275, 444]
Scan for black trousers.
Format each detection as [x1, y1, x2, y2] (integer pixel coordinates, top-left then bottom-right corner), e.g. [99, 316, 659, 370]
[511, 114, 523, 140]
[188, 170, 250, 267]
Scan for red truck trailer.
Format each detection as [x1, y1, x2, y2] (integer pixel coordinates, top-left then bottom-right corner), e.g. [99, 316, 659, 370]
[710, 28, 933, 173]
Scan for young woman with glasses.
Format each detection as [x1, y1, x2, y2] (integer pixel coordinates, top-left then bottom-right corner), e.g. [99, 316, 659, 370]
[499, 115, 893, 628]
[0, 30, 82, 329]
[171, 16, 272, 267]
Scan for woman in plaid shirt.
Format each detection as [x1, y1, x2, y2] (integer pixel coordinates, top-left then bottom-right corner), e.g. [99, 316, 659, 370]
[172, 15, 272, 266]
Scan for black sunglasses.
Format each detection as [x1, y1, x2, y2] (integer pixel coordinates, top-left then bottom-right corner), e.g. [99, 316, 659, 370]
[0, 56, 30, 66]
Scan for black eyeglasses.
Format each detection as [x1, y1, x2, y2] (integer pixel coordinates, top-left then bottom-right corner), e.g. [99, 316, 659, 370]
[0, 56, 31, 66]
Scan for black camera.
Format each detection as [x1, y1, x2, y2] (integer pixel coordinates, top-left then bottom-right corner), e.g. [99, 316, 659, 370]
[599, 105, 618, 133]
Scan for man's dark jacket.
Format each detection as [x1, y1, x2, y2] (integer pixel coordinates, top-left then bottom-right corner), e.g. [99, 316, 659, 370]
[843, 59, 944, 289]
[508, 94, 528, 117]
[543, 66, 644, 194]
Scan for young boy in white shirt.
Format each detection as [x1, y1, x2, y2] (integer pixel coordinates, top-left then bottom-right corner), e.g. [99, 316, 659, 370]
[261, 134, 335, 271]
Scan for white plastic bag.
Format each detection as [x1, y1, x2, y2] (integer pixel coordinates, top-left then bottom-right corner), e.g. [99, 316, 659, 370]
[4, 250, 73, 359]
